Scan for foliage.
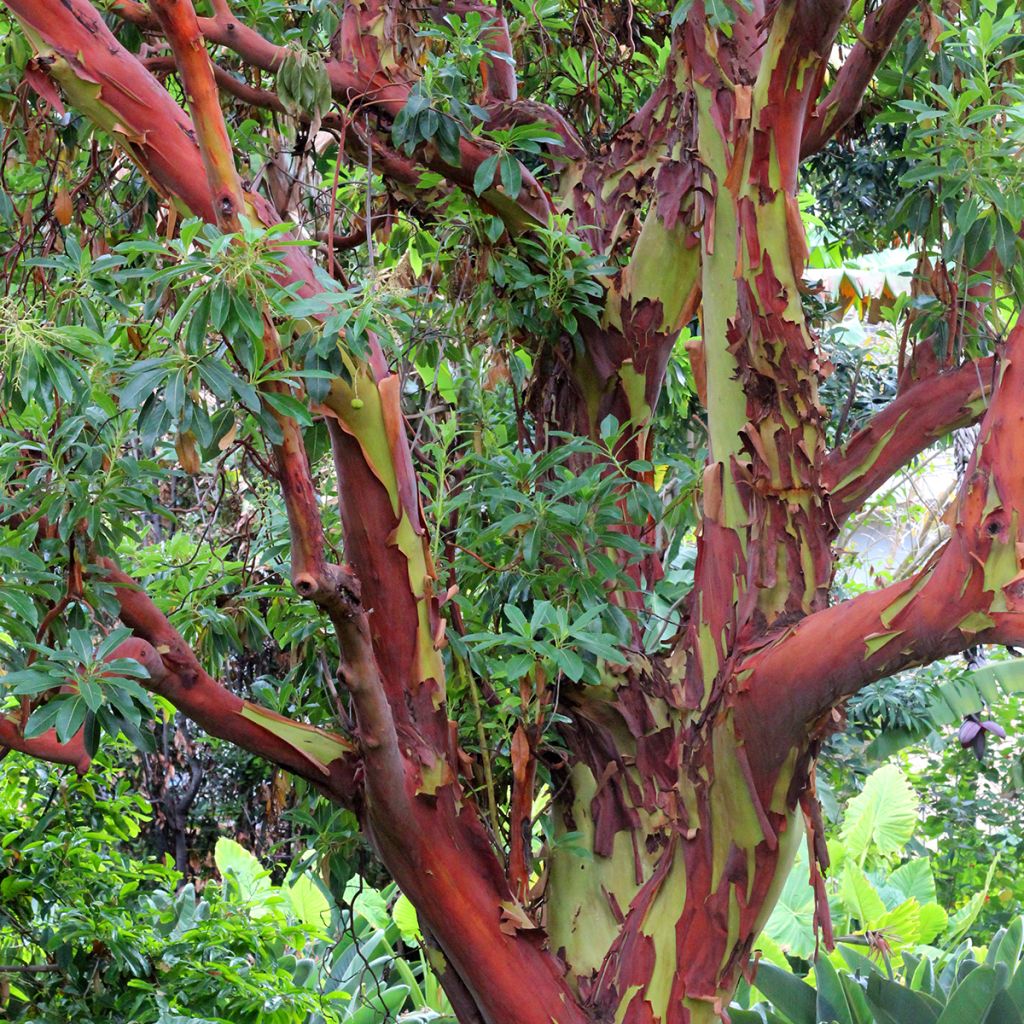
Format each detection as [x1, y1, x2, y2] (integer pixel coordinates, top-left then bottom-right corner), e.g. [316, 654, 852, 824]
[4, 0, 1024, 1022]
[0, 754, 445, 1024]
[762, 765, 949, 965]
[747, 915, 1024, 1024]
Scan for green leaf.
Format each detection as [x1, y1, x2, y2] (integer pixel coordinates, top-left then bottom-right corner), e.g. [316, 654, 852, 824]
[391, 892, 420, 941]
[54, 696, 87, 742]
[937, 964, 1003, 1024]
[840, 764, 917, 863]
[473, 153, 499, 195]
[986, 990, 1024, 1024]
[261, 389, 312, 425]
[841, 863, 887, 928]
[285, 871, 331, 932]
[499, 153, 522, 199]
[888, 859, 937, 907]
[214, 837, 273, 906]
[342, 877, 390, 932]
[119, 364, 170, 410]
[988, 918, 1024, 971]
[670, 0, 695, 28]
[865, 974, 942, 1024]
[752, 963, 816, 1024]
[23, 700, 62, 739]
[816, 955, 854, 1024]
[839, 972, 876, 1024]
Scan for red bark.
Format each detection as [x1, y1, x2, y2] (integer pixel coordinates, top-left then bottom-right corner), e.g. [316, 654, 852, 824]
[825, 356, 995, 525]
[5, 3, 1022, 1022]
[802, 0, 920, 157]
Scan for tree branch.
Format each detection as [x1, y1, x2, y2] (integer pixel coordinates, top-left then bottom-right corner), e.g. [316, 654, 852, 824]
[145, 54, 287, 111]
[824, 356, 994, 526]
[8, 0, 217, 222]
[112, 0, 555, 233]
[97, 559, 361, 806]
[150, 0, 246, 226]
[740, 323, 1024, 773]
[0, 716, 89, 772]
[801, 0, 920, 158]
[148, 0, 336, 601]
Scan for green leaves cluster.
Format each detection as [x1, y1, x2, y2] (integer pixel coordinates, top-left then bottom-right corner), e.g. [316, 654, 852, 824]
[275, 44, 332, 119]
[750, 915, 1024, 1024]
[471, 214, 609, 343]
[446, 429, 663, 691]
[2, 627, 154, 752]
[472, 123, 564, 200]
[0, 757, 450, 1024]
[763, 765, 949, 964]
[671, 0, 754, 35]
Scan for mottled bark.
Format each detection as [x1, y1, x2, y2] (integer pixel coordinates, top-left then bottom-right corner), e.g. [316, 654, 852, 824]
[5, 2, 1020, 1023]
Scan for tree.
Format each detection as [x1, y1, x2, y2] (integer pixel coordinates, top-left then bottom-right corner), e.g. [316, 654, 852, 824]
[0, 1, 1020, 1022]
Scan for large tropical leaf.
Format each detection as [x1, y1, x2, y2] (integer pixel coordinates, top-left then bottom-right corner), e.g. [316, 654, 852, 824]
[886, 859, 937, 908]
[751, 962, 816, 1024]
[763, 843, 818, 958]
[214, 836, 273, 906]
[815, 955, 854, 1024]
[841, 765, 918, 864]
[868, 658, 1024, 760]
[865, 974, 942, 1024]
[937, 964, 1005, 1023]
[841, 862, 887, 927]
[285, 871, 331, 932]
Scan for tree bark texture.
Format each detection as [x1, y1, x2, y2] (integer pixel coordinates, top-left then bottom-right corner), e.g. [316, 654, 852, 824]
[4, 2, 1020, 1023]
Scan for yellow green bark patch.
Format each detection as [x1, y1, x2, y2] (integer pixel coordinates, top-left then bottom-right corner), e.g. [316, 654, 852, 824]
[240, 702, 354, 775]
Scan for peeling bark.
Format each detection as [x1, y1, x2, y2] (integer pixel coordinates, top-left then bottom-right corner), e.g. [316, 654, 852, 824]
[5, 2, 1021, 1023]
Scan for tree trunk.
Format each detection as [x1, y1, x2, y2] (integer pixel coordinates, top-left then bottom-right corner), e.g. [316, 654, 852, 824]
[9, 2, 1024, 1024]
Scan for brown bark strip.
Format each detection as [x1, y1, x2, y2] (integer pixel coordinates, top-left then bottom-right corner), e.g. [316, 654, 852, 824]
[507, 723, 537, 903]
[801, 0, 920, 157]
[149, 0, 333, 599]
[740, 321, 1024, 775]
[825, 356, 994, 526]
[97, 560, 360, 804]
[149, 0, 246, 226]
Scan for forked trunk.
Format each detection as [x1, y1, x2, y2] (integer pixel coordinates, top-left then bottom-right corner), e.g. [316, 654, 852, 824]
[18, 2, 1019, 1024]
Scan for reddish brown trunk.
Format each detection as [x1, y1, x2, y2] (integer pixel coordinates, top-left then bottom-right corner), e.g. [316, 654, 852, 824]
[10, 3, 1024, 1024]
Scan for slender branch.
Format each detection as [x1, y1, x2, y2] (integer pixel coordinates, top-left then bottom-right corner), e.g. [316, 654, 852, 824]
[144, 55, 286, 113]
[0, 715, 89, 772]
[801, 0, 920, 158]
[149, 0, 333, 597]
[824, 356, 994, 526]
[150, 0, 246, 227]
[97, 559, 360, 805]
[110, 0, 554, 232]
